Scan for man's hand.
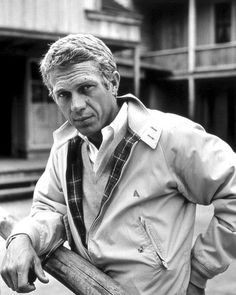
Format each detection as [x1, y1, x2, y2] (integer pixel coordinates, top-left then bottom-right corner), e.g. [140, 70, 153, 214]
[1, 234, 49, 293]
[187, 282, 205, 295]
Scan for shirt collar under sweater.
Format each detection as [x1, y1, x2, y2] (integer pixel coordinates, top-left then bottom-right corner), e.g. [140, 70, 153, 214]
[77, 102, 128, 167]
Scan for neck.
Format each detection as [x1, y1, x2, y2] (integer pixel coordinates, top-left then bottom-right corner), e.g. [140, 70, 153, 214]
[88, 102, 121, 149]
[88, 133, 103, 149]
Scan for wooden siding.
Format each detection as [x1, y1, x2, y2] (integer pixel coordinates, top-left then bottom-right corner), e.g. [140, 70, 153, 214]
[141, 0, 236, 74]
[150, 4, 188, 50]
[142, 42, 236, 73]
[84, 0, 102, 10]
[196, 43, 236, 68]
[0, 0, 86, 34]
[142, 48, 188, 72]
[0, 0, 140, 43]
[197, 0, 236, 45]
[85, 11, 140, 42]
[196, 1, 214, 45]
[29, 103, 64, 149]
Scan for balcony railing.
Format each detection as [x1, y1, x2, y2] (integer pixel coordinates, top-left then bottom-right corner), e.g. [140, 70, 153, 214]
[196, 42, 236, 70]
[142, 42, 236, 74]
[141, 48, 188, 73]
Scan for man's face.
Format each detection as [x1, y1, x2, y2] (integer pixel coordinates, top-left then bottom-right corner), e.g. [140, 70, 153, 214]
[50, 61, 119, 141]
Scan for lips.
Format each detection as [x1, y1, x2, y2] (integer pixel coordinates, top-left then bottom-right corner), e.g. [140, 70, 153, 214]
[73, 115, 93, 123]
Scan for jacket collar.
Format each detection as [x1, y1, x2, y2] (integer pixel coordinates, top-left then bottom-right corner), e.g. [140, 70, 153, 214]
[53, 94, 162, 150]
[117, 94, 162, 149]
[53, 121, 77, 149]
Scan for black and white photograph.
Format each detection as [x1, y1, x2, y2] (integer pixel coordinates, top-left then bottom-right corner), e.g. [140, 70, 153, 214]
[1, 1, 236, 294]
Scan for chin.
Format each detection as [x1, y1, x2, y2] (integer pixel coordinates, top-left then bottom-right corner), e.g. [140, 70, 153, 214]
[77, 128, 94, 137]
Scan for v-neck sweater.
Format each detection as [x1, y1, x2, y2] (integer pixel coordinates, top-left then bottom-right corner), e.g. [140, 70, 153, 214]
[81, 113, 128, 236]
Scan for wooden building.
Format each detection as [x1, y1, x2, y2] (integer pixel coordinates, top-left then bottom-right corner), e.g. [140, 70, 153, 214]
[132, 0, 236, 149]
[0, 0, 146, 159]
[3, 0, 233, 158]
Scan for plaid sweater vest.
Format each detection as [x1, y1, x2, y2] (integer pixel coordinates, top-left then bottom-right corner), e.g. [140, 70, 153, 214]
[66, 129, 140, 248]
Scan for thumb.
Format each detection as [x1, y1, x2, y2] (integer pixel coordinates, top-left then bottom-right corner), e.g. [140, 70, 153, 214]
[33, 258, 49, 284]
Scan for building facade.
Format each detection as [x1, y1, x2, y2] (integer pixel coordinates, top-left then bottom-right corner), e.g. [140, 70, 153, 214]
[0, 0, 145, 158]
[2, 0, 234, 158]
[132, 0, 236, 149]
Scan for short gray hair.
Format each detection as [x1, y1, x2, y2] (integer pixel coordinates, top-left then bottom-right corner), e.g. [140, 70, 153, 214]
[40, 33, 117, 93]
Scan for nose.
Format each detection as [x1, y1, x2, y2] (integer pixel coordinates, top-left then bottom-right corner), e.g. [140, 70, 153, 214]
[71, 92, 86, 113]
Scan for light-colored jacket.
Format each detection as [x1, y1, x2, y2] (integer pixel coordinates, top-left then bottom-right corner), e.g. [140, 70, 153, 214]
[12, 95, 236, 295]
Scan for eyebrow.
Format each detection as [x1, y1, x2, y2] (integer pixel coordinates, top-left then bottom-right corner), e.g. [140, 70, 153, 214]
[53, 79, 98, 97]
[53, 87, 67, 97]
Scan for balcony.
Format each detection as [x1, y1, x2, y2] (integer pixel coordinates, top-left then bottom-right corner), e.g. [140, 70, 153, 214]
[141, 48, 188, 74]
[141, 42, 236, 77]
[196, 42, 236, 71]
[85, 10, 141, 45]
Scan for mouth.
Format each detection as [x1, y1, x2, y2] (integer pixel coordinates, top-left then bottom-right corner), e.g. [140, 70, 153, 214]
[73, 115, 93, 123]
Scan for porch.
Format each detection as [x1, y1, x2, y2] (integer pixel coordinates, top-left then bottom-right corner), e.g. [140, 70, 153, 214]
[141, 42, 236, 77]
[0, 157, 47, 200]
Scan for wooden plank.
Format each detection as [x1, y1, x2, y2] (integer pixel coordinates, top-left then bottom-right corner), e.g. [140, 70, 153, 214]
[188, 0, 196, 119]
[188, 0, 196, 73]
[44, 247, 127, 295]
[0, 186, 35, 200]
[188, 76, 195, 119]
[23, 0, 36, 29]
[0, 0, 8, 26]
[0, 212, 127, 295]
[69, 0, 86, 33]
[0, 175, 39, 185]
[134, 46, 140, 97]
[9, 0, 22, 28]
[196, 46, 236, 67]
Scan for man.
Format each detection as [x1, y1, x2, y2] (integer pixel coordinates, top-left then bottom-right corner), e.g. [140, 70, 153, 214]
[1, 33, 236, 295]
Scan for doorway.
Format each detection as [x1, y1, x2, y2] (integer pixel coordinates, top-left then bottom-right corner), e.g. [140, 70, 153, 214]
[0, 56, 25, 157]
[196, 78, 236, 150]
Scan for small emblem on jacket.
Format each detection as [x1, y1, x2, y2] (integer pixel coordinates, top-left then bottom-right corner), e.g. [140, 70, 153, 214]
[133, 190, 140, 198]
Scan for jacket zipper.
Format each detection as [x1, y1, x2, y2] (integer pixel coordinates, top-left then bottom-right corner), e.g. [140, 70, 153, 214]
[87, 141, 139, 244]
[139, 216, 168, 269]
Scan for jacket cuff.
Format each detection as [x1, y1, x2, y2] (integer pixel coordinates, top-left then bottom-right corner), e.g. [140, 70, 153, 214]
[190, 256, 209, 289]
[8, 217, 41, 253]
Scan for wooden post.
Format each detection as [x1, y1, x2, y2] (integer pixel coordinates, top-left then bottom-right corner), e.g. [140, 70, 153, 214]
[134, 45, 140, 97]
[188, 76, 195, 120]
[0, 210, 127, 295]
[188, 0, 196, 119]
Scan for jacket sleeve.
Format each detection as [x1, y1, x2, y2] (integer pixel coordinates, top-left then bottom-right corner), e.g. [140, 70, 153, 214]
[9, 144, 67, 256]
[167, 122, 236, 289]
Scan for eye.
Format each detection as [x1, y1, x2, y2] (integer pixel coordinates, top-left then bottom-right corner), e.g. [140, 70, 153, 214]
[80, 84, 94, 93]
[57, 91, 70, 100]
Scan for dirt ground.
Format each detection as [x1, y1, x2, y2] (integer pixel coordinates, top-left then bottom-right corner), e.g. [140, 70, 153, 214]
[0, 199, 236, 295]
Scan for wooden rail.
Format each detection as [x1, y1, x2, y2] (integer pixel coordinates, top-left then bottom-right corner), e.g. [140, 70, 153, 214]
[0, 209, 127, 295]
[0, 167, 43, 201]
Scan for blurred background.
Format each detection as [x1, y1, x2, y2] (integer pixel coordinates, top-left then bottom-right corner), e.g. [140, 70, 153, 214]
[0, 0, 236, 294]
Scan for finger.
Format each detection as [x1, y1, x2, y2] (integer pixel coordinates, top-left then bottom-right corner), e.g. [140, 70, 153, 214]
[1, 258, 16, 290]
[10, 269, 19, 291]
[17, 270, 36, 293]
[33, 258, 49, 284]
[17, 282, 36, 293]
[1, 272, 14, 290]
[28, 268, 37, 284]
[1, 265, 18, 291]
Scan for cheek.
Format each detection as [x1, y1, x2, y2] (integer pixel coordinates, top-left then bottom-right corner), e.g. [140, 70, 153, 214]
[57, 102, 71, 117]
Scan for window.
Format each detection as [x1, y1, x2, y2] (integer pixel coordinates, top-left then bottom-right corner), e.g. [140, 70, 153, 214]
[30, 61, 53, 103]
[214, 2, 231, 43]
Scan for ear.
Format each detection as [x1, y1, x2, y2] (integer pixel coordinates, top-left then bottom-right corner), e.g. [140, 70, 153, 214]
[111, 71, 120, 96]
